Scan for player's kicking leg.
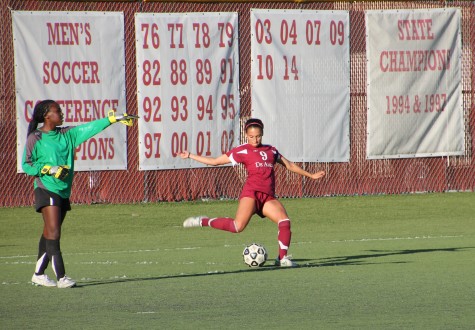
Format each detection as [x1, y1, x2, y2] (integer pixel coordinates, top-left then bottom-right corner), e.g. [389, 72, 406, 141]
[183, 197, 255, 233]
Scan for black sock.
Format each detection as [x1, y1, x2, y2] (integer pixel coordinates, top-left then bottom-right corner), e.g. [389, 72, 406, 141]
[35, 235, 49, 275]
[45, 239, 65, 280]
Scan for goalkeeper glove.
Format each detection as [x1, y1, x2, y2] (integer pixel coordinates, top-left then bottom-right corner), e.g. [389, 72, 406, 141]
[41, 165, 70, 181]
[108, 110, 139, 126]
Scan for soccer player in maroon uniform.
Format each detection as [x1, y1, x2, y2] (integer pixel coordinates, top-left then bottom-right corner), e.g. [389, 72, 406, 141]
[180, 118, 325, 267]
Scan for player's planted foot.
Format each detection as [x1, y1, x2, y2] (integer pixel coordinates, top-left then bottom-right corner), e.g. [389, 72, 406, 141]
[275, 255, 298, 267]
[183, 216, 207, 228]
[57, 275, 76, 288]
[31, 274, 56, 287]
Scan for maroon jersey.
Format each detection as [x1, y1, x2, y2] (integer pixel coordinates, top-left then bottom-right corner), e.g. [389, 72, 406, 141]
[226, 143, 281, 196]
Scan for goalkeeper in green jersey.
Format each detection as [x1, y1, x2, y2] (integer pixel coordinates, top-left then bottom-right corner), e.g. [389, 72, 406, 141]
[22, 99, 138, 288]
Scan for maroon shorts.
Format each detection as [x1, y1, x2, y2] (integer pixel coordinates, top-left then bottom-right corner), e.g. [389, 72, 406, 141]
[239, 189, 276, 218]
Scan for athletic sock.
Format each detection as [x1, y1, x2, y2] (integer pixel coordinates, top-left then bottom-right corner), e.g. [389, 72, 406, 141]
[45, 239, 66, 280]
[278, 219, 291, 260]
[204, 217, 239, 233]
[34, 235, 49, 275]
[34, 253, 49, 276]
[201, 217, 210, 226]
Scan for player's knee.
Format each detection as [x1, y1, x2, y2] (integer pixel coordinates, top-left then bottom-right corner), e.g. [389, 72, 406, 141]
[234, 224, 243, 233]
[44, 229, 61, 240]
[234, 221, 245, 233]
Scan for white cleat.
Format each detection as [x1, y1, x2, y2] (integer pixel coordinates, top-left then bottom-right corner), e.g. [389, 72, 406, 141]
[275, 255, 298, 268]
[183, 216, 207, 228]
[57, 275, 76, 288]
[31, 274, 56, 287]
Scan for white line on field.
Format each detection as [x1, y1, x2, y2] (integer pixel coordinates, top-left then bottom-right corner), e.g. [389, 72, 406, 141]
[0, 235, 463, 260]
[330, 235, 463, 243]
[0, 247, 200, 259]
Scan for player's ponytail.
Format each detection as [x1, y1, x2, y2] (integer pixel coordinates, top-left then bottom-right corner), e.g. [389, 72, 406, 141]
[244, 118, 264, 132]
[27, 100, 55, 136]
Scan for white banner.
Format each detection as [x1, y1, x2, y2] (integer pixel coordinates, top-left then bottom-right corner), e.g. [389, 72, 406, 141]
[13, 11, 127, 172]
[366, 8, 463, 159]
[135, 13, 240, 170]
[251, 9, 350, 162]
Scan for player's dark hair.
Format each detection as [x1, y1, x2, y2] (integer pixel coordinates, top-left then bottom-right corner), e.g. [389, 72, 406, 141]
[244, 118, 264, 132]
[27, 100, 56, 136]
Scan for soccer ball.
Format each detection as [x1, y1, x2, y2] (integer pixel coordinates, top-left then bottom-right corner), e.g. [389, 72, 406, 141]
[242, 243, 268, 268]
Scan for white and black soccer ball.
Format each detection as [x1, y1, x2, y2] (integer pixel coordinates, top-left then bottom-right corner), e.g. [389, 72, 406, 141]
[242, 243, 268, 268]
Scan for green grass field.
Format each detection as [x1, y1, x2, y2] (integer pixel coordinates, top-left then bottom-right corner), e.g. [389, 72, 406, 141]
[1, 193, 474, 329]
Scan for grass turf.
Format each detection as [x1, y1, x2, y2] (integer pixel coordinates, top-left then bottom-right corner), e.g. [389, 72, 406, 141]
[1, 192, 474, 329]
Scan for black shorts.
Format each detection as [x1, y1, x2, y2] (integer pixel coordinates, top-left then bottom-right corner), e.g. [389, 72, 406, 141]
[34, 188, 71, 213]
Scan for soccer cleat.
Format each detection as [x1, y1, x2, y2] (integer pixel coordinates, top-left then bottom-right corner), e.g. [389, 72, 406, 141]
[183, 216, 207, 228]
[57, 275, 76, 288]
[275, 255, 298, 268]
[31, 274, 56, 287]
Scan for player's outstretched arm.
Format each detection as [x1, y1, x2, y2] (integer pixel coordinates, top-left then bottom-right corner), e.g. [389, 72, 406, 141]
[180, 151, 231, 166]
[278, 156, 325, 180]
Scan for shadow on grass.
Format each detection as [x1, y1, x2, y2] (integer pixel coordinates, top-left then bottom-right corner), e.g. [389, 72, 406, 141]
[77, 246, 473, 288]
[305, 246, 474, 267]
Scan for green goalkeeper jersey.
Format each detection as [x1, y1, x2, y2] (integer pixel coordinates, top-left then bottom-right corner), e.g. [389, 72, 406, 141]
[22, 117, 112, 198]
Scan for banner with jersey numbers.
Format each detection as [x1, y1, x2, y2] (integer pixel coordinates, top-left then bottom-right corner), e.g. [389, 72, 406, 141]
[135, 12, 240, 170]
[366, 8, 463, 159]
[251, 9, 350, 163]
[12, 11, 127, 172]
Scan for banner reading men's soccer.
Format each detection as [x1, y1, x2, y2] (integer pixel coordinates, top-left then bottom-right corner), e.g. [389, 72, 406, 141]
[135, 13, 240, 170]
[251, 9, 350, 162]
[12, 11, 127, 172]
[366, 8, 463, 159]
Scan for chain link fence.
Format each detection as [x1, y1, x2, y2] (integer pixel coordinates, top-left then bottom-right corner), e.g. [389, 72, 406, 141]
[1, 0, 474, 207]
